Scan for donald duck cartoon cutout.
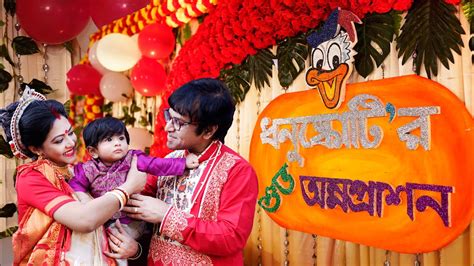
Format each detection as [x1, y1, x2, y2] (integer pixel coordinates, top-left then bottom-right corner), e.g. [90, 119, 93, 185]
[306, 8, 361, 109]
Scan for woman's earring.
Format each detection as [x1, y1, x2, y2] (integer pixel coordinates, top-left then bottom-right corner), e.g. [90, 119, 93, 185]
[92, 154, 99, 159]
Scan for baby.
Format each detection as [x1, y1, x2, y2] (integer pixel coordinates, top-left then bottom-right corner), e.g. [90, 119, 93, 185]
[69, 117, 197, 240]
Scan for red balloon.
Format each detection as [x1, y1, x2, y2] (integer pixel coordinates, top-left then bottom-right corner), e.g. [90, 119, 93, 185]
[90, 0, 149, 28]
[130, 57, 167, 97]
[17, 0, 89, 45]
[67, 64, 102, 96]
[138, 23, 175, 59]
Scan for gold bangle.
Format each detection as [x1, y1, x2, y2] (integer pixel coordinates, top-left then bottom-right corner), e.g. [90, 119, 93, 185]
[107, 190, 124, 210]
[115, 187, 130, 204]
[129, 242, 142, 260]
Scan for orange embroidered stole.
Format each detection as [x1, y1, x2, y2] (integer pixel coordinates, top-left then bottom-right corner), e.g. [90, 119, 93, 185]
[13, 160, 73, 265]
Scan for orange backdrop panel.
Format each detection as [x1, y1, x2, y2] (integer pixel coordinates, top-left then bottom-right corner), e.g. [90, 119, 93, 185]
[249, 75, 473, 253]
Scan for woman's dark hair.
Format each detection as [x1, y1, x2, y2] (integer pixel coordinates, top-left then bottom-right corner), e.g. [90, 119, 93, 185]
[83, 117, 130, 148]
[168, 78, 235, 142]
[0, 99, 68, 158]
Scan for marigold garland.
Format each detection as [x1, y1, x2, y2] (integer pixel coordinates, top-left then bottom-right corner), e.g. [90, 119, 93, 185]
[83, 95, 104, 125]
[67, 94, 103, 161]
[89, 0, 217, 42]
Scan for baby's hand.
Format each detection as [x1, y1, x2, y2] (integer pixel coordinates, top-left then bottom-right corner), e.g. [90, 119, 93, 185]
[185, 153, 199, 169]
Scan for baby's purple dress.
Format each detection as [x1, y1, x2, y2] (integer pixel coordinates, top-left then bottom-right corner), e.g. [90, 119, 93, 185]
[69, 149, 185, 224]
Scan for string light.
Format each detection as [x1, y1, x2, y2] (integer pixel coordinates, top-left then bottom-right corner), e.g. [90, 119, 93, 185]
[42, 44, 49, 84]
[256, 88, 263, 266]
[236, 105, 240, 153]
[312, 234, 317, 265]
[412, 51, 417, 73]
[14, 22, 23, 86]
[381, 63, 385, 79]
[414, 253, 421, 266]
[384, 250, 391, 266]
[283, 229, 290, 266]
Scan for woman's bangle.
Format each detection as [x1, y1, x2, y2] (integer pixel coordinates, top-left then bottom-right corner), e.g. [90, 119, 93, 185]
[129, 242, 142, 260]
[106, 190, 125, 210]
[115, 187, 130, 204]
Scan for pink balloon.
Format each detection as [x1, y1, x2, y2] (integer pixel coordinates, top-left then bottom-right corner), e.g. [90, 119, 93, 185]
[138, 23, 175, 59]
[130, 57, 167, 97]
[100, 72, 133, 102]
[17, 0, 89, 45]
[90, 0, 149, 28]
[67, 64, 102, 96]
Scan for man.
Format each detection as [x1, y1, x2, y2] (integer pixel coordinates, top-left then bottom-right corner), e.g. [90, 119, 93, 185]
[124, 78, 258, 265]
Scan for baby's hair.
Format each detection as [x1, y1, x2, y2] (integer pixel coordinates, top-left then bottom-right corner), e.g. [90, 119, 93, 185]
[83, 117, 130, 148]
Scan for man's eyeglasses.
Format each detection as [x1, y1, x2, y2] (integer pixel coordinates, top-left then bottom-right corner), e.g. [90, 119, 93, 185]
[163, 108, 195, 131]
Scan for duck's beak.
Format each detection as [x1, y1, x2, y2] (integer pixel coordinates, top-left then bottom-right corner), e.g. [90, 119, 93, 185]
[306, 63, 349, 109]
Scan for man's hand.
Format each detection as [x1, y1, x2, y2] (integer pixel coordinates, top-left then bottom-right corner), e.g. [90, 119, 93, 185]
[123, 194, 171, 224]
[104, 220, 139, 259]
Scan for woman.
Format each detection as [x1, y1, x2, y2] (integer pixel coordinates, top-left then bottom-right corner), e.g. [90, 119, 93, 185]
[0, 88, 143, 265]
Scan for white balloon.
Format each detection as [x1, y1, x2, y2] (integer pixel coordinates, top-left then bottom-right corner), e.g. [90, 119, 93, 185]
[130, 33, 139, 44]
[127, 127, 153, 151]
[88, 41, 110, 74]
[99, 72, 133, 102]
[96, 33, 141, 72]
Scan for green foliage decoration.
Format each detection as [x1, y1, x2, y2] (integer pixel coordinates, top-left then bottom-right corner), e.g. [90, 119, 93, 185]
[63, 41, 74, 54]
[219, 63, 250, 104]
[20, 79, 53, 95]
[0, 6, 40, 93]
[102, 101, 114, 114]
[0, 69, 12, 92]
[0, 203, 16, 218]
[397, 0, 465, 78]
[3, 0, 15, 17]
[0, 203, 17, 239]
[461, 0, 473, 63]
[121, 106, 137, 126]
[63, 99, 71, 115]
[12, 36, 40, 55]
[462, 0, 474, 23]
[119, 98, 154, 129]
[247, 48, 275, 90]
[0, 44, 14, 67]
[0, 135, 14, 158]
[276, 34, 308, 87]
[220, 35, 309, 104]
[177, 23, 193, 46]
[354, 11, 401, 78]
[0, 226, 18, 239]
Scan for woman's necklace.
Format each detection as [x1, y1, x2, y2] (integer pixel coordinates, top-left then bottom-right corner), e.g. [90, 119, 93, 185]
[40, 157, 73, 180]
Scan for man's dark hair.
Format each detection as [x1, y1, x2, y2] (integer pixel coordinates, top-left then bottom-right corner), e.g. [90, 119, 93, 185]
[168, 78, 235, 142]
[83, 117, 130, 148]
[0, 100, 68, 159]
